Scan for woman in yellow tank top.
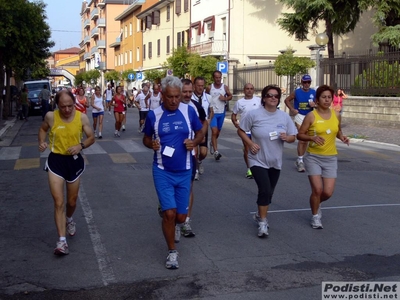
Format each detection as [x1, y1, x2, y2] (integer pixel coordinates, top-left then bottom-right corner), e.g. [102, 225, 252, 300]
[297, 85, 350, 230]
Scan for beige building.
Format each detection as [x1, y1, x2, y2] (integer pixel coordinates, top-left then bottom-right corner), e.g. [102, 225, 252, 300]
[137, 0, 190, 72]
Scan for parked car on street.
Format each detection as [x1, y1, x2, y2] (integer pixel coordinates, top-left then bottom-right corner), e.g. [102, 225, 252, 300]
[23, 80, 52, 114]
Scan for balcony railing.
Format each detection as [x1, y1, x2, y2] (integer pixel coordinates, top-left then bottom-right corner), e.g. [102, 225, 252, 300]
[84, 53, 91, 60]
[190, 39, 227, 56]
[84, 19, 90, 29]
[84, 35, 90, 45]
[91, 46, 98, 55]
[97, 40, 106, 48]
[90, 8, 99, 20]
[97, 18, 105, 27]
[91, 27, 99, 38]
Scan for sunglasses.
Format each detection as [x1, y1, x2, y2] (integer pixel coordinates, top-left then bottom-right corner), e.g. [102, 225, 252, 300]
[265, 93, 279, 99]
[302, 81, 311, 84]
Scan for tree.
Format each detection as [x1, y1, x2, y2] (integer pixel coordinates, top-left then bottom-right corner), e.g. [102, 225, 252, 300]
[187, 55, 220, 84]
[104, 70, 121, 84]
[0, 0, 54, 119]
[144, 69, 166, 84]
[363, 0, 400, 49]
[163, 45, 193, 78]
[83, 70, 101, 86]
[277, 0, 364, 58]
[274, 49, 315, 92]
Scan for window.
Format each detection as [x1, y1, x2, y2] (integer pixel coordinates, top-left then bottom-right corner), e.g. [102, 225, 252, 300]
[136, 47, 140, 62]
[146, 15, 152, 30]
[166, 36, 170, 54]
[129, 50, 132, 63]
[115, 55, 117, 67]
[184, 0, 189, 11]
[148, 42, 152, 59]
[176, 0, 181, 15]
[137, 19, 141, 32]
[182, 31, 185, 46]
[129, 22, 132, 36]
[141, 19, 145, 31]
[166, 5, 170, 21]
[152, 10, 160, 25]
[143, 44, 146, 60]
[177, 32, 181, 47]
[124, 25, 127, 38]
[157, 39, 160, 56]
[125, 52, 127, 65]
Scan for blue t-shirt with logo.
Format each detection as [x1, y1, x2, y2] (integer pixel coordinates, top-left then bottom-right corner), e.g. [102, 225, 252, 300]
[294, 88, 316, 116]
[144, 103, 203, 171]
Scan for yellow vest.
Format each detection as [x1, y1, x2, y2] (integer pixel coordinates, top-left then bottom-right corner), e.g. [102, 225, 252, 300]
[307, 109, 339, 156]
[49, 110, 82, 155]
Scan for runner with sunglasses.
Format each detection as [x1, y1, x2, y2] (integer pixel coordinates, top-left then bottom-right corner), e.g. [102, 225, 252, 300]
[284, 74, 316, 172]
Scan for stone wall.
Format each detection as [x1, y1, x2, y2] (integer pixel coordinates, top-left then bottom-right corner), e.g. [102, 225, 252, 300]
[342, 97, 400, 128]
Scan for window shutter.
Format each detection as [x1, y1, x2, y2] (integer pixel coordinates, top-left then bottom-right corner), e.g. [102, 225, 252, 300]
[143, 44, 146, 60]
[146, 16, 152, 29]
[184, 0, 189, 11]
[149, 42, 152, 59]
[157, 39, 160, 56]
[166, 36, 170, 54]
[152, 11, 160, 25]
[176, 0, 181, 15]
[177, 32, 181, 47]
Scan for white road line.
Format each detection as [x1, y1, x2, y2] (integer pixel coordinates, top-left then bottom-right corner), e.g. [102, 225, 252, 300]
[0, 146, 21, 160]
[251, 203, 400, 214]
[78, 184, 116, 286]
[115, 139, 148, 153]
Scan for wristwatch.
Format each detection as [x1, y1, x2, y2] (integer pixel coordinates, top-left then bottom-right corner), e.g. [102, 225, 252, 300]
[80, 142, 85, 150]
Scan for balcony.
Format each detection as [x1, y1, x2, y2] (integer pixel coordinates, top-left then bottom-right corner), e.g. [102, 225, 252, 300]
[84, 53, 91, 60]
[190, 39, 227, 56]
[90, 8, 99, 20]
[97, 40, 106, 49]
[97, 18, 105, 27]
[84, 35, 90, 45]
[91, 46, 98, 55]
[91, 27, 99, 38]
[84, 19, 90, 29]
[82, 5, 89, 14]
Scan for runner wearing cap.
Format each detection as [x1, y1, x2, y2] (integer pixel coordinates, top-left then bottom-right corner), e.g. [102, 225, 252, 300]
[284, 75, 316, 172]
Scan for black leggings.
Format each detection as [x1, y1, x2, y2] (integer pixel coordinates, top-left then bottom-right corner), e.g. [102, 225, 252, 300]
[250, 166, 280, 206]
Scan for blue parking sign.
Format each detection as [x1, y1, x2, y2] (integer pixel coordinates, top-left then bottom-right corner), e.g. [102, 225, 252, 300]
[217, 61, 228, 74]
[136, 72, 143, 80]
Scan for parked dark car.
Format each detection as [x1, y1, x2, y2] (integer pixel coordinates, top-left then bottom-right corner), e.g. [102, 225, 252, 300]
[27, 89, 42, 114]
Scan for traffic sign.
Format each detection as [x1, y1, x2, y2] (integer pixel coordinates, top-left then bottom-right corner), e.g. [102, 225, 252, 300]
[128, 73, 135, 80]
[217, 61, 228, 74]
[136, 72, 143, 80]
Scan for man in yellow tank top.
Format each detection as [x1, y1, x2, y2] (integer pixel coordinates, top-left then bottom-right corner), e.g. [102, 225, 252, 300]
[38, 90, 95, 255]
[297, 85, 349, 230]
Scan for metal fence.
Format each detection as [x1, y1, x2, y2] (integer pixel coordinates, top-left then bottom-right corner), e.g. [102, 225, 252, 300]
[320, 50, 400, 96]
[232, 64, 282, 94]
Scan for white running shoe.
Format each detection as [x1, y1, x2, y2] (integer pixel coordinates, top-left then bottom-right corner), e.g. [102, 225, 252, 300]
[257, 222, 269, 237]
[165, 250, 179, 269]
[311, 215, 323, 229]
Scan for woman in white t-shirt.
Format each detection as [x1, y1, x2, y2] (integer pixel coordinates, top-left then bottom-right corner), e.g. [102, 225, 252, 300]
[91, 86, 105, 139]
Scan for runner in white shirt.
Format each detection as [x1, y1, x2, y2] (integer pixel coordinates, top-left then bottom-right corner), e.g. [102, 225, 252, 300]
[191, 76, 214, 176]
[231, 83, 261, 179]
[149, 83, 162, 110]
[135, 83, 150, 132]
[103, 84, 114, 115]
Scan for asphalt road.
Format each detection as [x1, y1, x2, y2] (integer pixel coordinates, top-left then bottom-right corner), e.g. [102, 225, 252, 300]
[0, 108, 399, 299]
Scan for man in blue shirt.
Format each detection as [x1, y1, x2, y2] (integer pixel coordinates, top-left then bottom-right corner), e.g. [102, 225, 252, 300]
[143, 76, 204, 270]
[284, 74, 316, 172]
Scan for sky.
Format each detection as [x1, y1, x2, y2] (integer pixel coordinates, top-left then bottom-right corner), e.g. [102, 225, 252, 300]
[42, 0, 83, 51]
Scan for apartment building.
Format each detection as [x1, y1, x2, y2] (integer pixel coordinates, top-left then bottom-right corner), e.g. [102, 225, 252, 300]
[80, 0, 129, 73]
[189, 0, 228, 58]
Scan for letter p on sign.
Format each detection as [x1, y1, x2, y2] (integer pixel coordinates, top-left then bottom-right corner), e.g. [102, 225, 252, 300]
[217, 61, 228, 74]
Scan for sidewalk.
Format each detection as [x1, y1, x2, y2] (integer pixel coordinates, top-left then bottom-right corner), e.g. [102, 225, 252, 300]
[1, 112, 400, 148]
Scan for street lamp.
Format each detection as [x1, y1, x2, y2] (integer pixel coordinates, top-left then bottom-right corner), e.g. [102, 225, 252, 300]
[314, 32, 329, 87]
